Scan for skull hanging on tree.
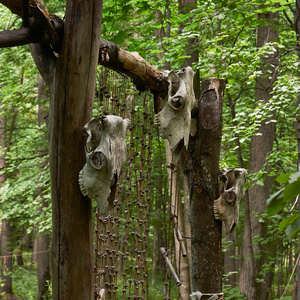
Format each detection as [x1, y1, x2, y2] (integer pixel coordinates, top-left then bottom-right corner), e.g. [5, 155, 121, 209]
[155, 66, 196, 157]
[78, 115, 130, 215]
[214, 168, 247, 233]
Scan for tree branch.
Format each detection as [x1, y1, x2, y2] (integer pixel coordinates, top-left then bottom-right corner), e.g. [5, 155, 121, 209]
[99, 39, 168, 93]
[29, 42, 56, 86]
[0, 27, 38, 47]
[0, 0, 24, 17]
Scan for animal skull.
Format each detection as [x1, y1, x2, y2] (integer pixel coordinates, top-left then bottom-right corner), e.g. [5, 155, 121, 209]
[214, 168, 247, 233]
[78, 115, 130, 215]
[155, 66, 196, 155]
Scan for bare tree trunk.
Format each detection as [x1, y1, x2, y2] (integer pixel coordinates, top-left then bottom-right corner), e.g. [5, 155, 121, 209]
[0, 220, 13, 295]
[184, 79, 225, 298]
[223, 230, 237, 287]
[239, 191, 256, 298]
[29, 1, 103, 298]
[183, 175, 192, 289]
[35, 75, 51, 300]
[36, 204, 51, 300]
[176, 201, 191, 299]
[240, 7, 278, 300]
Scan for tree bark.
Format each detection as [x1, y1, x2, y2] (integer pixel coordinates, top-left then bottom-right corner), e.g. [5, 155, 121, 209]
[184, 78, 225, 298]
[35, 75, 51, 300]
[28, 1, 103, 298]
[36, 200, 51, 300]
[49, 1, 102, 298]
[0, 220, 13, 295]
[240, 7, 278, 300]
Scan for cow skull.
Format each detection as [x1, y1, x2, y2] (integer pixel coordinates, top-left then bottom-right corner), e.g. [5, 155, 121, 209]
[155, 66, 196, 155]
[214, 168, 247, 233]
[78, 115, 130, 215]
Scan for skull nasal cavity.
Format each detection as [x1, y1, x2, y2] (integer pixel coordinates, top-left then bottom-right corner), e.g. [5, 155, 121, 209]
[171, 96, 184, 109]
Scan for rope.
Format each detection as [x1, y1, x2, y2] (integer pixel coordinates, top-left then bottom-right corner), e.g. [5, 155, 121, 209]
[190, 291, 224, 300]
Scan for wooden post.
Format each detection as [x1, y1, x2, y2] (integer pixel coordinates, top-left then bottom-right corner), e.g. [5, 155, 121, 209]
[184, 78, 226, 298]
[47, 1, 103, 299]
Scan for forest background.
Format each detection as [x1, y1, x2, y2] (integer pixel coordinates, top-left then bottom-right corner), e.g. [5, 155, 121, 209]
[0, 0, 300, 299]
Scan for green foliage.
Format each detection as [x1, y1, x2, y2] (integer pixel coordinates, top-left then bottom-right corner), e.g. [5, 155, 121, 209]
[267, 172, 300, 240]
[12, 264, 38, 300]
[223, 279, 246, 299]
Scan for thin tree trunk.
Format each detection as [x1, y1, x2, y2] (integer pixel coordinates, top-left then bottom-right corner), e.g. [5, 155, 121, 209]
[166, 141, 191, 299]
[0, 220, 13, 295]
[239, 191, 256, 298]
[223, 230, 237, 287]
[36, 75, 51, 300]
[183, 175, 192, 290]
[179, 0, 200, 99]
[36, 199, 51, 300]
[151, 232, 157, 285]
[293, 2, 300, 297]
[0, 107, 13, 296]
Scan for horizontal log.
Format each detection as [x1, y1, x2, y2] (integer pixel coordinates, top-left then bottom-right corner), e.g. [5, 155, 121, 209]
[99, 39, 168, 93]
[0, 27, 37, 47]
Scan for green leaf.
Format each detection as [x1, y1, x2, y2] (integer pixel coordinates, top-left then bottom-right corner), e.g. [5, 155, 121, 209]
[288, 171, 300, 183]
[113, 31, 127, 45]
[266, 188, 284, 215]
[285, 218, 300, 242]
[283, 180, 300, 202]
[278, 214, 300, 232]
[276, 172, 291, 184]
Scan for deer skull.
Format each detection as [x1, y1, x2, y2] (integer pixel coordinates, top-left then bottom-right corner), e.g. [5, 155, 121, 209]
[78, 115, 130, 215]
[155, 66, 196, 155]
[214, 168, 247, 233]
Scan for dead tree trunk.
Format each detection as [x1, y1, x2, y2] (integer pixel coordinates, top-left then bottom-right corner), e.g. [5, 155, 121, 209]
[184, 78, 225, 298]
[29, 1, 103, 299]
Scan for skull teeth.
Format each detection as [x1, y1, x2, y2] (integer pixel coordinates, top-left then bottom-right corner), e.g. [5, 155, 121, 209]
[78, 170, 87, 196]
[213, 200, 220, 219]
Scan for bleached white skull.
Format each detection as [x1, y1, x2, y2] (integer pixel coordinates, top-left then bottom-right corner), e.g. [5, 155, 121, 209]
[214, 168, 247, 233]
[155, 66, 196, 155]
[78, 115, 130, 215]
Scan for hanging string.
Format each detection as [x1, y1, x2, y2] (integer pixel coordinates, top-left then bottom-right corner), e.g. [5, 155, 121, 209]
[94, 66, 155, 300]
